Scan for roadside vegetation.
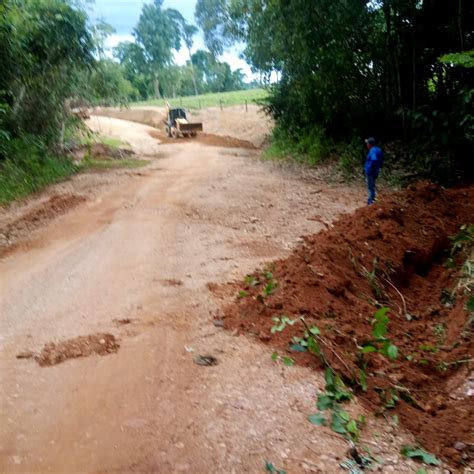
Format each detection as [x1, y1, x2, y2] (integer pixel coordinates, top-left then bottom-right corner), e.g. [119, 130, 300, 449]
[197, 0, 473, 184]
[227, 183, 473, 469]
[0, 152, 77, 205]
[0, 0, 261, 204]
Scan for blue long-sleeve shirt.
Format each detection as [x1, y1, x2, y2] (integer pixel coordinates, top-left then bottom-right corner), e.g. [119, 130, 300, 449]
[364, 146, 384, 176]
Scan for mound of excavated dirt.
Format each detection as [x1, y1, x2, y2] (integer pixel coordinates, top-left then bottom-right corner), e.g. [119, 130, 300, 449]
[148, 130, 257, 149]
[68, 143, 135, 163]
[35, 333, 119, 367]
[223, 182, 474, 468]
[0, 194, 87, 256]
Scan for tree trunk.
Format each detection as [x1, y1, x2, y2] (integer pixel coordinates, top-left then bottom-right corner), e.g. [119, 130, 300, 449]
[458, 0, 464, 51]
[187, 46, 199, 96]
[411, 0, 416, 113]
[154, 72, 161, 99]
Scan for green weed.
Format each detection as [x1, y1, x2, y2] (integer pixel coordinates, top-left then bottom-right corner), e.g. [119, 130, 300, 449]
[308, 367, 364, 441]
[80, 158, 148, 170]
[359, 308, 399, 361]
[400, 445, 440, 466]
[271, 351, 295, 367]
[265, 461, 287, 474]
[271, 316, 298, 334]
[446, 224, 474, 265]
[0, 142, 77, 204]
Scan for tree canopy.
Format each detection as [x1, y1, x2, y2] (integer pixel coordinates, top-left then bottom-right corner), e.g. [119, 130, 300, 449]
[196, 0, 474, 180]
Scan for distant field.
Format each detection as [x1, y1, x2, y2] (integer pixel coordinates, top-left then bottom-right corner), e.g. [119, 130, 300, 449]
[134, 88, 268, 110]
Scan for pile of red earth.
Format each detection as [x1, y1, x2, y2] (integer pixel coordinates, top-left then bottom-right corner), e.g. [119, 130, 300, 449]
[223, 182, 474, 468]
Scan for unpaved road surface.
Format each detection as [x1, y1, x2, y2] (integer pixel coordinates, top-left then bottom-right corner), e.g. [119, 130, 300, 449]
[1, 116, 419, 473]
[92, 104, 272, 147]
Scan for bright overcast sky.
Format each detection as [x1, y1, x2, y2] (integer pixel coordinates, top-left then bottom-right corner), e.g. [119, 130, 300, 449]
[90, 0, 254, 78]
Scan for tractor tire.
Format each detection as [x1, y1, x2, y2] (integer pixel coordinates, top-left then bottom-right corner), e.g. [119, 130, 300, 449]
[171, 128, 179, 139]
[166, 126, 171, 137]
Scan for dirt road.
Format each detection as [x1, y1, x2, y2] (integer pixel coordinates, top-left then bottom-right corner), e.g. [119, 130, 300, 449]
[0, 117, 417, 472]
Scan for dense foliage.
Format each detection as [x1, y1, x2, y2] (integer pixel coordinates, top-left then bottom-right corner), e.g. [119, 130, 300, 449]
[0, 0, 250, 202]
[0, 0, 98, 203]
[196, 0, 474, 181]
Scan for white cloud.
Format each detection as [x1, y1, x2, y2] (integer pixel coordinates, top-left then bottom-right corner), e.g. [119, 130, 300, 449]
[220, 51, 254, 79]
[104, 33, 134, 51]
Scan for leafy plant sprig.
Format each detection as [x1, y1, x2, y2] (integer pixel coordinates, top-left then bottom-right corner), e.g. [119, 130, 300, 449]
[400, 445, 441, 466]
[308, 368, 364, 441]
[359, 307, 398, 361]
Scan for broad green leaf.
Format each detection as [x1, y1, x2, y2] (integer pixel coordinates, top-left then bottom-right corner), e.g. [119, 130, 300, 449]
[309, 326, 320, 335]
[289, 343, 307, 352]
[271, 351, 279, 362]
[324, 367, 335, 386]
[317, 394, 334, 410]
[386, 344, 398, 360]
[373, 307, 389, 339]
[337, 410, 350, 422]
[307, 337, 320, 355]
[400, 445, 441, 465]
[330, 412, 348, 435]
[265, 461, 286, 474]
[361, 345, 377, 353]
[308, 412, 326, 426]
[282, 356, 294, 366]
[346, 419, 359, 436]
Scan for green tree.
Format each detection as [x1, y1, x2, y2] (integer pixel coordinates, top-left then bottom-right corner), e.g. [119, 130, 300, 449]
[3, 0, 95, 147]
[196, 0, 474, 181]
[134, 0, 183, 98]
[182, 23, 200, 95]
[114, 41, 151, 100]
[88, 60, 138, 105]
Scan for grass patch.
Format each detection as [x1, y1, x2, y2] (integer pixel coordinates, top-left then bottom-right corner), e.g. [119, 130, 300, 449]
[0, 153, 77, 204]
[80, 158, 149, 170]
[0, 135, 148, 205]
[263, 126, 331, 167]
[134, 88, 268, 110]
[75, 132, 128, 150]
[99, 136, 126, 149]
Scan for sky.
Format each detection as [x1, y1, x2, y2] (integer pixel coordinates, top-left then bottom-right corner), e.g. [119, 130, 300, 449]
[89, 0, 254, 78]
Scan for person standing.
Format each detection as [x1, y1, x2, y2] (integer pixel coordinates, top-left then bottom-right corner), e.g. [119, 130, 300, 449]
[364, 137, 384, 205]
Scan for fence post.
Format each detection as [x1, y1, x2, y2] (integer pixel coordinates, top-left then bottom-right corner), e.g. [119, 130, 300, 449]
[220, 100, 223, 111]
[245, 100, 248, 112]
[198, 99, 201, 109]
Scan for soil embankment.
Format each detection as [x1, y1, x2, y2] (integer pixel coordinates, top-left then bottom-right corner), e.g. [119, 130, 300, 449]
[224, 182, 474, 468]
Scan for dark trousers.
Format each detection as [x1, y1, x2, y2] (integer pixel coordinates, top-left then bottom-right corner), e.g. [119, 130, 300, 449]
[366, 172, 378, 204]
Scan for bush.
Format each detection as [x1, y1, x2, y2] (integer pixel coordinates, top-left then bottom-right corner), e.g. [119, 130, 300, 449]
[264, 126, 331, 167]
[0, 137, 77, 204]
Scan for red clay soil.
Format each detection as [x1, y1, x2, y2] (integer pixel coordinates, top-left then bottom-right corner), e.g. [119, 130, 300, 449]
[148, 130, 257, 149]
[223, 182, 474, 468]
[34, 333, 120, 367]
[0, 194, 87, 256]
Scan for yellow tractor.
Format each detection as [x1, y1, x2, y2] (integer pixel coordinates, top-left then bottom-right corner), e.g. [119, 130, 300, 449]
[164, 107, 203, 139]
